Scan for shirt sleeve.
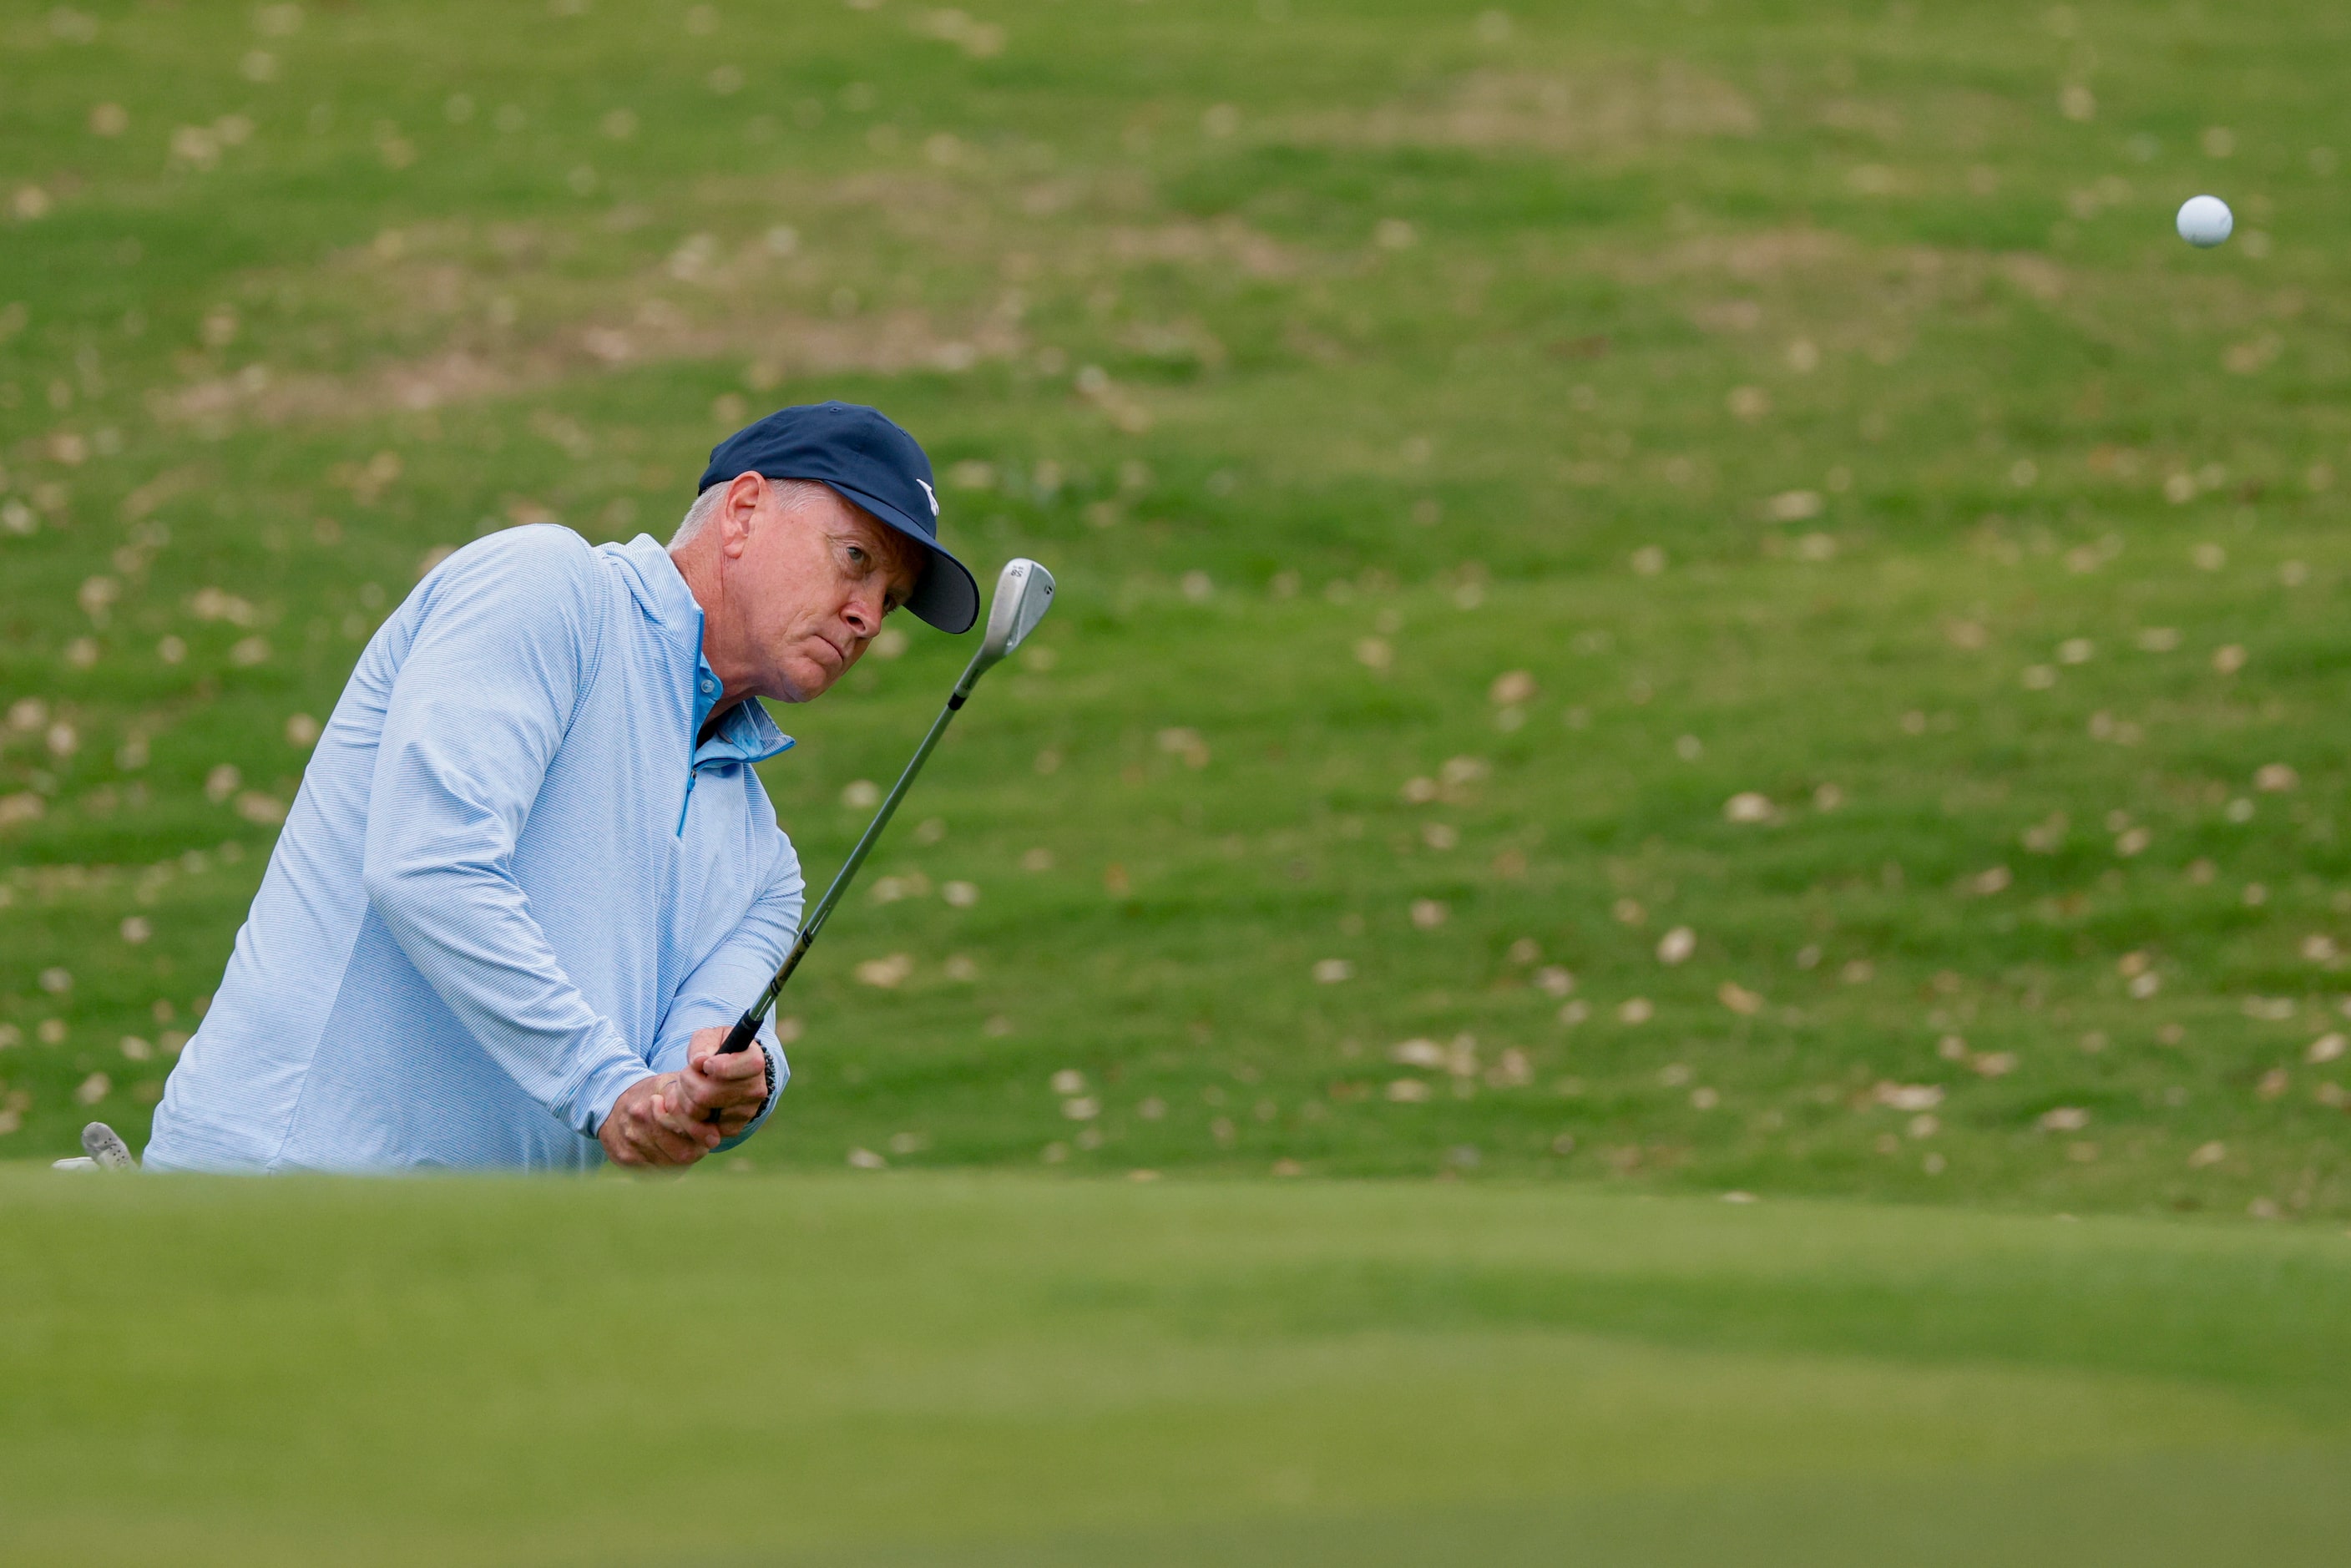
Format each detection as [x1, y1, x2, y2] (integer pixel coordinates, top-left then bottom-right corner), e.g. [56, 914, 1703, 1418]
[359, 529, 651, 1139]
[649, 826, 804, 1150]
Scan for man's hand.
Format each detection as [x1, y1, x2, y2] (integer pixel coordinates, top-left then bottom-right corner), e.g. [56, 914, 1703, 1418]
[679, 1025, 770, 1136]
[595, 1029, 769, 1169]
[599, 1073, 720, 1169]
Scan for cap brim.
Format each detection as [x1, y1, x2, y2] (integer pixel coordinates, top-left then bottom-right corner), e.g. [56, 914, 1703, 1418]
[830, 483, 980, 635]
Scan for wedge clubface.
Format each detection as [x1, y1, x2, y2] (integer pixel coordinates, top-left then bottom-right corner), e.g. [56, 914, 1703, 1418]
[715, 558, 1056, 1058]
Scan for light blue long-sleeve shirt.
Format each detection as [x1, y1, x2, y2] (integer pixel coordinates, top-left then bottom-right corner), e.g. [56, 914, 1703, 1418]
[145, 527, 801, 1172]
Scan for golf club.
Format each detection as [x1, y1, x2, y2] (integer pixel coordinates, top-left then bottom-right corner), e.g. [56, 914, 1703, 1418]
[713, 557, 1057, 1060]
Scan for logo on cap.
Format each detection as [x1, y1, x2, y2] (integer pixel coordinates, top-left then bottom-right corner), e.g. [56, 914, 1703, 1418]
[917, 478, 939, 517]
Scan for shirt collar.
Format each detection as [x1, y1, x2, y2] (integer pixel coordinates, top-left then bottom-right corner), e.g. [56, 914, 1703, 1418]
[691, 652, 792, 767]
[603, 533, 705, 649]
[603, 534, 793, 768]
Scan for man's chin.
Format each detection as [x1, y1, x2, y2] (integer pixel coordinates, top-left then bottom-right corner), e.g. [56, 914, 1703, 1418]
[773, 662, 837, 703]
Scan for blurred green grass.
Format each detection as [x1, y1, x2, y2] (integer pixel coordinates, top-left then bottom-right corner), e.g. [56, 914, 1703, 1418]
[2, 0, 2349, 1213]
[3, 1172, 2348, 1565]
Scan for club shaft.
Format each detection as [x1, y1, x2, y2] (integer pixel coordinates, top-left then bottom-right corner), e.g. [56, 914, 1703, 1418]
[717, 652, 986, 1055]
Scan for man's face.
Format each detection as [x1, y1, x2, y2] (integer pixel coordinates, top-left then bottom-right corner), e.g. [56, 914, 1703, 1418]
[718, 477, 927, 703]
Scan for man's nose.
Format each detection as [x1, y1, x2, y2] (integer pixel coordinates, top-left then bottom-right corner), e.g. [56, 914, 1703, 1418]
[842, 587, 885, 638]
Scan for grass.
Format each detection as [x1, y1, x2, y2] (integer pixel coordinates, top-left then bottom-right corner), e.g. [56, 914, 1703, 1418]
[3, 0, 2350, 1217]
[3, 1171, 2348, 1564]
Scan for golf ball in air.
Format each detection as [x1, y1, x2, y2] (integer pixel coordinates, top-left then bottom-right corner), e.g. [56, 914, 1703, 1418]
[2177, 195, 2232, 248]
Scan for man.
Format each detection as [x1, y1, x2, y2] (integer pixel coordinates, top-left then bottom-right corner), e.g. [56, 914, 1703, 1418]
[144, 402, 978, 1172]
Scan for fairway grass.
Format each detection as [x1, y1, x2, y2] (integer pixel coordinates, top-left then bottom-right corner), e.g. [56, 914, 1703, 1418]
[5, 2, 2351, 1214]
[3, 1172, 2347, 1565]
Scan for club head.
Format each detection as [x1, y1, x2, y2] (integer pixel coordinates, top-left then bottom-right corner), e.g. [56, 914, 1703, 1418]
[975, 559, 1055, 670]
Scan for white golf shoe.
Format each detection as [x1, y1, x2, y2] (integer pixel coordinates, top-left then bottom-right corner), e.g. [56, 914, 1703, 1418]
[53, 1122, 137, 1171]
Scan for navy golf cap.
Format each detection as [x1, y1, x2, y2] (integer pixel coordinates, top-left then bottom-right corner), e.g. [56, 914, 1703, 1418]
[697, 401, 979, 635]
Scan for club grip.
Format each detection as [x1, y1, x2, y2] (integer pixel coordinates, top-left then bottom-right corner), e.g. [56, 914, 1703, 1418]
[715, 1010, 764, 1055]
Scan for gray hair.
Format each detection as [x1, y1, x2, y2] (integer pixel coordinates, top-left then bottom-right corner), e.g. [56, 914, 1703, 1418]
[669, 475, 837, 549]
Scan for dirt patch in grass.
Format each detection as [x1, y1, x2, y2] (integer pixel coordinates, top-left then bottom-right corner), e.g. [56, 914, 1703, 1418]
[150, 172, 1306, 432]
[1286, 65, 1759, 155]
[160, 306, 1027, 430]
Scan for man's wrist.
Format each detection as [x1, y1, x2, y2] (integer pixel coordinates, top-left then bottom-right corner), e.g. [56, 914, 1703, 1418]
[573, 1050, 661, 1141]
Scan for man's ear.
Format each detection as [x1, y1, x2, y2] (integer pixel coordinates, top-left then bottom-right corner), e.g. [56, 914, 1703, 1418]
[720, 472, 766, 557]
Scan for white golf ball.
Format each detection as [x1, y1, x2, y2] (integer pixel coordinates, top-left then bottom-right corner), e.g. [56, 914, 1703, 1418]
[2177, 195, 2232, 248]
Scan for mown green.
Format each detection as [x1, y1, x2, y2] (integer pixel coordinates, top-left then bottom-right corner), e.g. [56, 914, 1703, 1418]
[2, 0, 2348, 1216]
[2, 1172, 2347, 1564]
